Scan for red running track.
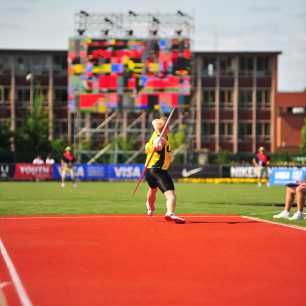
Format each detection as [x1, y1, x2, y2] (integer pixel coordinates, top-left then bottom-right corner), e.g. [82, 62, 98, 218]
[0, 215, 306, 306]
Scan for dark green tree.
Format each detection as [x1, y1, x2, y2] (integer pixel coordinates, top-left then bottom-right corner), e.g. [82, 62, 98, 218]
[0, 120, 12, 151]
[0, 120, 13, 161]
[15, 90, 50, 160]
[300, 118, 306, 155]
[215, 150, 231, 165]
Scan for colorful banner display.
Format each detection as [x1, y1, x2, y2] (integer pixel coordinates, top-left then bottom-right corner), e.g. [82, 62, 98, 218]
[269, 167, 306, 185]
[68, 38, 191, 113]
[14, 164, 53, 180]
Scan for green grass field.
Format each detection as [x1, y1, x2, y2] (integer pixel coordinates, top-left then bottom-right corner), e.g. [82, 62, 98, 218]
[0, 181, 305, 227]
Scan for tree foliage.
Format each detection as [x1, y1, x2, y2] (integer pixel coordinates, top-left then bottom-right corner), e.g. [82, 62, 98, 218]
[15, 90, 50, 158]
[300, 118, 306, 155]
[0, 120, 12, 152]
[168, 124, 187, 150]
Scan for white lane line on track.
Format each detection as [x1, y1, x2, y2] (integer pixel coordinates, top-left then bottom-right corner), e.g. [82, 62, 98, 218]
[0, 239, 33, 306]
[0, 215, 241, 221]
[242, 216, 306, 232]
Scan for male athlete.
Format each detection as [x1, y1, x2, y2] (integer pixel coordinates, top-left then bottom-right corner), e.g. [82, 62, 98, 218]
[60, 146, 77, 188]
[252, 146, 270, 187]
[144, 117, 185, 224]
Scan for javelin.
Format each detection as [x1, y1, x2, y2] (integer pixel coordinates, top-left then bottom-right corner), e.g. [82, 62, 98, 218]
[133, 107, 176, 195]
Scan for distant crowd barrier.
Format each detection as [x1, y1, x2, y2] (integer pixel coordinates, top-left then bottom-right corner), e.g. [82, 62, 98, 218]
[0, 163, 305, 185]
[0, 163, 144, 181]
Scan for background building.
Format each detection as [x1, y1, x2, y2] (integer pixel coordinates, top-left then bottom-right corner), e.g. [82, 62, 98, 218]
[194, 51, 280, 154]
[0, 49, 67, 142]
[276, 92, 306, 152]
[1, 49, 299, 161]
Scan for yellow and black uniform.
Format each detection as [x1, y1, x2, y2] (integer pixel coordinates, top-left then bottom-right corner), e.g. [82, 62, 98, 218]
[145, 131, 174, 193]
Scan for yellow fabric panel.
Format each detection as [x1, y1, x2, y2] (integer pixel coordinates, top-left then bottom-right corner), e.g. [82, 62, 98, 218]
[145, 132, 172, 170]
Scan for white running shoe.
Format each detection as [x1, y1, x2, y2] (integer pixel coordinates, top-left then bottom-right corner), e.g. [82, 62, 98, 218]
[146, 202, 155, 216]
[147, 209, 155, 216]
[165, 213, 185, 224]
[288, 211, 304, 221]
[61, 182, 65, 188]
[273, 210, 290, 219]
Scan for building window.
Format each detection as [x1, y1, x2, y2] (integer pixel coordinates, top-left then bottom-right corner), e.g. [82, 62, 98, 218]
[16, 87, 30, 106]
[203, 89, 215, 108]
[256, 88, 270, 108]
[256, 57, 271, 76]
[220, 89, 233, 109]
[0, 86, 9, 104]
[256, 122, 270, 138]
[0, 56, 10, 75]
[239, 89, 252, 109]
[202, 58, 217, 77]
[54, 119, 68, 138]
[31, 56, 49, 75]
[15, 56, 31, 76]
[220, 122, 233, 141]
[53, 55, 67, 75]
[203, 122, 215, 136]
[220, 57, 234, 76]
[239, 57, 253, 77]
[55, 88, 67, 106]
[239, 122, 252, 140]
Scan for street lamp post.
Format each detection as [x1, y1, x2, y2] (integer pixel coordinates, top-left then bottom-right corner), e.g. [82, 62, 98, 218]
[26, 72, 34, 110]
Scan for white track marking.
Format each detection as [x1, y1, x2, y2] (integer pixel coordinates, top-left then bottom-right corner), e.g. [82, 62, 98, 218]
[0, 215, 240, 221]
[242, 216, 306, 232]
[0, 239, 33, 306]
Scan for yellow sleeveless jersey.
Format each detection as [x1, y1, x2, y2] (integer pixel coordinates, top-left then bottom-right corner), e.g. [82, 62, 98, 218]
[145, 131, 172, 170]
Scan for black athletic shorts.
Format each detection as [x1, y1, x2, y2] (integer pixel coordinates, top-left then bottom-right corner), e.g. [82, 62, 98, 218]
[145, 168, 175, 193]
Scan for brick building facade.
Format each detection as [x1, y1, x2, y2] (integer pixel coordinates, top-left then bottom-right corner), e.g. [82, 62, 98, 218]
[276, 92, 306, 152]
[1, 49, 294, 156]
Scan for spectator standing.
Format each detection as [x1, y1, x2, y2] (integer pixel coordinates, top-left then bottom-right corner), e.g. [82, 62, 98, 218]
[60, 146, 77, 188]
[252, 146, 270, 187]
[45, 154, 55, 165]
[32, 155, 44, 165]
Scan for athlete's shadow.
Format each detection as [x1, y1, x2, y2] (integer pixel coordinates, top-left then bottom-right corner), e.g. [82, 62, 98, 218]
[188, 220, 258, 224]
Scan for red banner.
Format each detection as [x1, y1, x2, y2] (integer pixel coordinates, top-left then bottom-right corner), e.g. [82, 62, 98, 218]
[14, 163, 52, 180]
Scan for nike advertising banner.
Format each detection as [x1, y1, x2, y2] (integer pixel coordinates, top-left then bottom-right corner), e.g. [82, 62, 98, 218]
[230, 166, 259, 178]
[170, 165, 222, 179]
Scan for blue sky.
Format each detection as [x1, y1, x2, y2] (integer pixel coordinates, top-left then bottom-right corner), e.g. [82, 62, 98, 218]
[0, 0, 305, 91]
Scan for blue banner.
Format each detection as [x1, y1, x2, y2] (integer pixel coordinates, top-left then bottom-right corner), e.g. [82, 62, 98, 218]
[108, 164, 144, 180]
[52, 164, 143, 181]
[85, 164, 108, 180]
[269, 167, 306, 185]
[52, 164, 108, 181]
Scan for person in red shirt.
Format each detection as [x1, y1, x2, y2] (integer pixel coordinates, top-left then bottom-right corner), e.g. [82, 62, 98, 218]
[252, 146, 270, 187]
[60, 146, 77, 188]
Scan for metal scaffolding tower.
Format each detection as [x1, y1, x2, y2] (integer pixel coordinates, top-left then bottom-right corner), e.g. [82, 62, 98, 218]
[74, 10, 195, 39]
[71, 10, 196, 164]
